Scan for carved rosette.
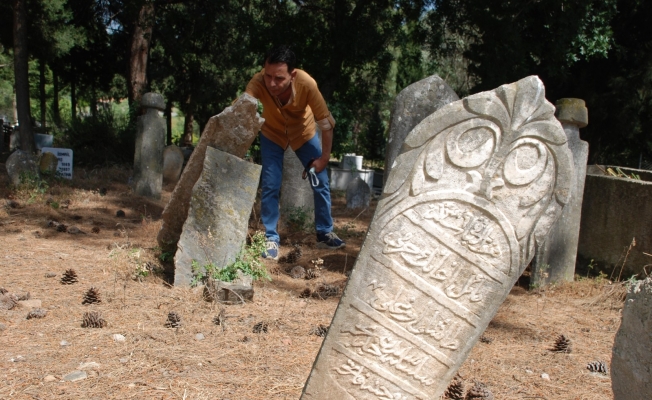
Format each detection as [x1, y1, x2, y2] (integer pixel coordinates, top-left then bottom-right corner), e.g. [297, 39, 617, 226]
[301, 76, 573, 399]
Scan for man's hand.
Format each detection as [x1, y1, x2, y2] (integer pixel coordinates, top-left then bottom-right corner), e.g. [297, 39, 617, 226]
[312, 128, 334, 173]
[311, 156, 329, 173]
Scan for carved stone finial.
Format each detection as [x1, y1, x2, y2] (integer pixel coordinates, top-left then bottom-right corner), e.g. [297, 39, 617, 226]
[555, 98, 588, 128]
[141, 92, 165, 111]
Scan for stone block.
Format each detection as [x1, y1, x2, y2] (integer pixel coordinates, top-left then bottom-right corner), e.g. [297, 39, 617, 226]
[612, 278, 652, 400]
[141, 92, 165, 111]
[301, 76, 573, 399]
[163, 145, 184, 184]
[6, 150, 38, 185]
[346, 176, 371, 209]
[173, 147, 261, 286]
[384, 75, 459, 186]
[157, 94, 263, 253]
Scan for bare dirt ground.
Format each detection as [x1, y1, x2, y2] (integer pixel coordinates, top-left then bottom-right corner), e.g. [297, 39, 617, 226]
[0, 165, 623, 399]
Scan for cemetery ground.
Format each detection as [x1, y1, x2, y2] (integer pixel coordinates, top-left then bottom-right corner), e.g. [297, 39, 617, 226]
[0, 165, 623, 400]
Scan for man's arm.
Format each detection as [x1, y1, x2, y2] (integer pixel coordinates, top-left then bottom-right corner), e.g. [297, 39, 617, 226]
[312, 128, 333, 173]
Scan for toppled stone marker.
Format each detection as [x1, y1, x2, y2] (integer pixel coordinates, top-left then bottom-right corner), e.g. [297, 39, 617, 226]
[612, 277, 652, 400]
[302, 76, 573, 399]
[174, 147, 261, 286]
[157, 94, 263, 253]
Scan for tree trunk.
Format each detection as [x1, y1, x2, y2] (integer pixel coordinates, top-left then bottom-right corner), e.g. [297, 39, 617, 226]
[165, 100, 172, 145]
[70, 76, 77, 122]
[128, 2, 155, 105]
[182, 110, 194, 147]
[13, 0, 35, 152]
[52, 68, 61, 126]
[39, 59, 47, 131]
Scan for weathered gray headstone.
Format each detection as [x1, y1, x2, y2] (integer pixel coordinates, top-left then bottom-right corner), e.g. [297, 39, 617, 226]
[39, 151, 59, 175]
[157, 94, 263, 253]
[346, 176, 371, 209]
[280, 146, 314, 228]
[133, 92, 166, 199]
[162, 144, 184, 184]
[532, 98, 589, 286]
[383, 75, 459, 186]
[302, 76, 573, 399]
[612, 277, 652, 400]
[174, 146, 261, 286]
[6, 149, 38, 185]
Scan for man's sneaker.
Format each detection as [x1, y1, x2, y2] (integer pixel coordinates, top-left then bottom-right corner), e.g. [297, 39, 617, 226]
[262, 240, 279, 260]
[316, 232, 346, 249]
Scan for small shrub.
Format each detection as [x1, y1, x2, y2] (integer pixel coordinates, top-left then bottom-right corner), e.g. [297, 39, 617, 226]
[192, 231, 270, 285]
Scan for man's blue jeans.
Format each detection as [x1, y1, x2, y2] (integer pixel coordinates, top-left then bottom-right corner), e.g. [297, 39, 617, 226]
[260, 133, 333, 243]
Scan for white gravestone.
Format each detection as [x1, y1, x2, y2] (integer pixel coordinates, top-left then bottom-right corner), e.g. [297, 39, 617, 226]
[41, 147, 73, 179]
[301, 76, 573, 399]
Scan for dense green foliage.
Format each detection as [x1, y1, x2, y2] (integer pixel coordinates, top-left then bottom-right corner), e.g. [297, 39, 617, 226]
[1, 0, 650, 166]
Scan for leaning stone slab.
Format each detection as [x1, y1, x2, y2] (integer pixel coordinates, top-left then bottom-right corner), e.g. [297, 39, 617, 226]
[173, 146, 261, 286]
[612, 277, 652, 400]
[383, 75, 459, 186]
[157, 94, 263, 252]
[302, 76, 573, 399]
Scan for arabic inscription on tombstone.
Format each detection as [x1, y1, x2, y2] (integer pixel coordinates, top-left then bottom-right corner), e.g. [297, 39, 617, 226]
[301, 76, 574, 399]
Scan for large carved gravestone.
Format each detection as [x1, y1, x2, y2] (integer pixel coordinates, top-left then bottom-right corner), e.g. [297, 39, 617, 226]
[302, 76, 573, 399]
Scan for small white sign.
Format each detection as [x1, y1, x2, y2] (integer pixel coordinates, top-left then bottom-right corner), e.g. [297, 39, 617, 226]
[41, 147, 73, 179]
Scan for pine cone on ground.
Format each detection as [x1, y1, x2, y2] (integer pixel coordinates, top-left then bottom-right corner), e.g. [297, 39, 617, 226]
[56, 223, 68, 232]
[480, 335, 493, 344]
[444, 378, 465, 400]
[60, 269, 78, 285]
[313, 284, 340, 299]
[253, 321, 268, 333]
[279, 244, 303, 264]
[586, 360, 608, 374]
[82, 287, 102, 305]
[465, 381, 493, 400]
[552, 334, 572, 353]
[165, 311, 182, 328]
[0, 293, 18, 310]
[310, 324, 329, 337]
[212, 309, 225, 326]
[26, 308, 47, 319]
[0, 287, 7, 295]
[299, 288, 312, 298]
[81, 311, 107, 328]
[305, 268, 320, 280]
[289, 265, 306, 279]
[91, 227, 101, 234]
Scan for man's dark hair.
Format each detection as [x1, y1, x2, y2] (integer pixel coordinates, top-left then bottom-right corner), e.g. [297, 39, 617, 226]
[264, 45, 296, 72]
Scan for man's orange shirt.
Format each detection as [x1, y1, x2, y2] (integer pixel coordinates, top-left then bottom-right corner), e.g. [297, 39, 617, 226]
[245, 68, 335, 150]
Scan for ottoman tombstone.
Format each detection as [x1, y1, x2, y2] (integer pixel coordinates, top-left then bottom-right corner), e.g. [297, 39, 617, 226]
[133, 92, 166, 199]
[383, 75, 459, 186]
[302, 76, 573, 399]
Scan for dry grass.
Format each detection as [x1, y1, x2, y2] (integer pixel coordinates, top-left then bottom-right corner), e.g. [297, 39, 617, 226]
[0, 165, 623, 399]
